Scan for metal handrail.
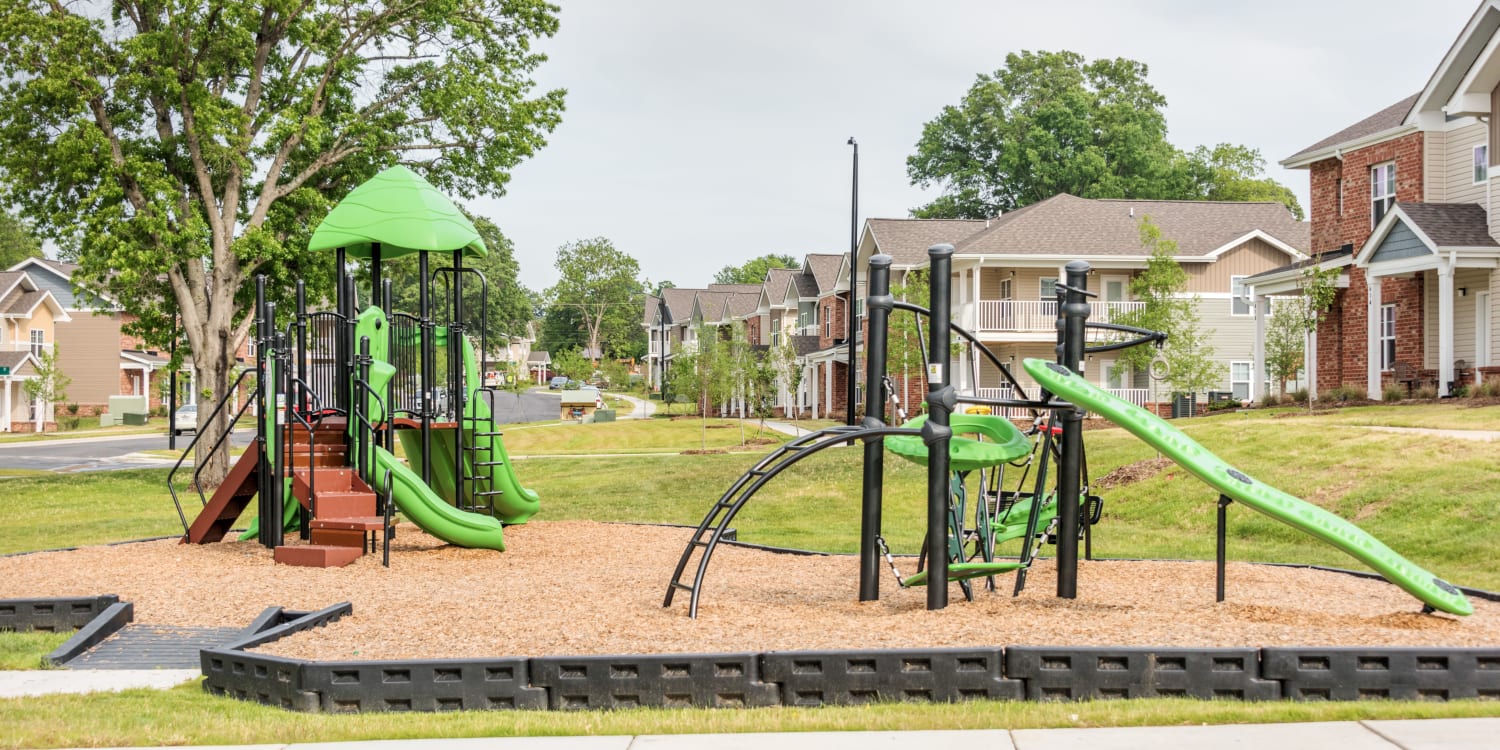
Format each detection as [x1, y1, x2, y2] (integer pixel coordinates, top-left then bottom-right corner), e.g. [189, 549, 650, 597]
[167, 367, 259, 536]
[350, 377, 389, 487]
[285, 376, 325, 529]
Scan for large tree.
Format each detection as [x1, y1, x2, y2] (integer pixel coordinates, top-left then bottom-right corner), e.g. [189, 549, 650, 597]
[543, 237, 646, 361]
[906, 50, 1301, 220]
[1112, 217, 1224, 400]
[0, 210, 43, 269]
[0, 1, 565, 483]
[713, 253, 796, 285]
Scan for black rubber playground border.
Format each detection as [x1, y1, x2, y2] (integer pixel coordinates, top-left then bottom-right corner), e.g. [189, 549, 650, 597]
[5, 593, 1500, 711]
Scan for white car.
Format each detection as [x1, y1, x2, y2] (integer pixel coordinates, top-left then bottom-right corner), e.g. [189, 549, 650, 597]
[172, 403, 198, 436]
[579, 385, 605, 408]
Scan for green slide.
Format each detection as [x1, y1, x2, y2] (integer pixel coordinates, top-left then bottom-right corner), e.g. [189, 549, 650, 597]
[1023, 358, 1472, 616]
[371, 444, 505, 551]
[457, 336, 540, 524]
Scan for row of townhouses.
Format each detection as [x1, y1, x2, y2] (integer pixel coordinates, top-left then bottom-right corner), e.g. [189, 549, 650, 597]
[1266, 0, 1500, 397]
[646, 0, 1500, 413]
[643, 194, 1310, 418]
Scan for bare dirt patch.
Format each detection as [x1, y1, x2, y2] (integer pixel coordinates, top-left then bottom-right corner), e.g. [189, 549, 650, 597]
[0, 521, 1494, 662]
[1094, 457, 1172, 491]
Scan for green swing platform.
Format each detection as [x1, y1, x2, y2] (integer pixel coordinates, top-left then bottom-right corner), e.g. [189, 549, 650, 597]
[883, 413, 1035, 587]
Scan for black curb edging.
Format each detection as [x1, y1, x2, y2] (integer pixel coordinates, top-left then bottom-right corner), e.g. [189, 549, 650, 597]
[0, 595, 121, 632]
[193, 603, 1500, 713]
[45, 601, 134, 666]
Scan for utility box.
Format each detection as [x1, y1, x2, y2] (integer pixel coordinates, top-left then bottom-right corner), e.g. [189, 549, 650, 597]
[122, 412, 149, 426]
[1171, 393, 1197, 419]
[594, 409, 616, 423]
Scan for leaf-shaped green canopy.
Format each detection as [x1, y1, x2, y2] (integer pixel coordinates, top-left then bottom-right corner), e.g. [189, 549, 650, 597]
[308, 165, 487, 259]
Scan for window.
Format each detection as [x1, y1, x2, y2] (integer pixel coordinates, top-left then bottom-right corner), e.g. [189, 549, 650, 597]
[823, 304, 831, 338]
[1336, 177, 1343, 215]
[1476, 145, 1489, 184]
[1231, 361, 1252, 401]
[29, 329, 43, 357]
[999, 278, 1013, 300]
[1370, 162, 1396, 226]
[1380, 303, 1396, 370]
[1231, 276, 1251, 316]
[1039, 277, 1058, 300]
[1102, 360, 1129, 390]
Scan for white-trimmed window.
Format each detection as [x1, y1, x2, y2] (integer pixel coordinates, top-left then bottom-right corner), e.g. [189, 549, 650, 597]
[1039, 277, 1058, 300]
[1380, 303, 1396, 370]
[1231, 361, 1252, 401]
[29, 329, 44, 357]
[1102, 360, 1129, 390]
[999, 278, 1013, 300]
[1336, 177, 1344, 215]
[1230, 276, 1251, 316]
[822, 303, 832, 338]
[1371, 162, 1396, 226]
[1476, 145, 1489, 184]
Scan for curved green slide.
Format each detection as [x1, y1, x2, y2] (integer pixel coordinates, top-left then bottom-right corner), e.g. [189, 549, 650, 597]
[457, 336, 539, 524]
[1023, 358, 1471, 616]
[371, 444, 505, 551]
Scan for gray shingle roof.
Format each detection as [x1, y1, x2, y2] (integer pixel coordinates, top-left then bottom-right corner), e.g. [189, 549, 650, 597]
[1395, 202, 1499, 248]
[1246, 246, 1355, 281]
[1283, 94, 1419, 164]
[790, 335, 821, 356]
[642, 294, 660, 326]
[791, 270, 818, 299]
[725, 292, 760, 319]
[1, 289, 45, 315]
[0, 351, 31, 371]
[527, 350, 551, 364]
[661, 287, 701, 324]
[950, 194, 1307, 257]
[763, 267, 798, 306]
[694, 291, 729, 321]
[805, 254, 845, 294]
[0, 271, 24, 299]
[866, 218, 991, 266]
[706, 284, 761, 294]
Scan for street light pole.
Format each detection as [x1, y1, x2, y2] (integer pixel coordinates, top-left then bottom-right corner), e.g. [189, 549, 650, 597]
[845, 136, 859, 427]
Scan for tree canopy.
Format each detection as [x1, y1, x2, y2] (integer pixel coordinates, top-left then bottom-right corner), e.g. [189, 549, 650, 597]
[714, 253, 797, 285]
[542, 237, 647, 361]
[906, 50, 1302, 220]
[383, 215, 534, 352]
[0, 210, 42, 269]
[1112, 217, 1224, 396]
[0, 0, 566, 483]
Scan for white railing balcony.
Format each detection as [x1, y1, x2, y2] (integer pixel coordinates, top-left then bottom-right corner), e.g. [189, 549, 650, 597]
[976, 300, 1146, 332]
[1105, 388, 1150, 409]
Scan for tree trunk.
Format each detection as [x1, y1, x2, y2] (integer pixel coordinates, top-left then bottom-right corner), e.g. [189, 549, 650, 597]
[193, 338, 235, 488]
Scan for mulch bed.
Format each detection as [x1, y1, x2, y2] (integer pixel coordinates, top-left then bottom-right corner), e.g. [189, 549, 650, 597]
[1, 520, 1494, 662]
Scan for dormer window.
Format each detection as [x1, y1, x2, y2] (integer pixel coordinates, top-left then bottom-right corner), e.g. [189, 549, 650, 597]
[1370, 162, 1395, 227]
[1476, 145, 1489, 184]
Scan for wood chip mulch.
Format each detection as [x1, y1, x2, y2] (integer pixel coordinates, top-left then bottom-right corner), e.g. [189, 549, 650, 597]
[0, 520, 1494, 662]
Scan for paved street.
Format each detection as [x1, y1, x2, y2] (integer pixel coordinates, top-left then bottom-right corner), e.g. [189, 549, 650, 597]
[0, 429, 254, 472]
[486, 387, 562, 424]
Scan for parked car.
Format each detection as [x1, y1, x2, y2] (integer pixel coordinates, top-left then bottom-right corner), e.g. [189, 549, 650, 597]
[172, 403, 197, 436]
[549, 376, 569, 390]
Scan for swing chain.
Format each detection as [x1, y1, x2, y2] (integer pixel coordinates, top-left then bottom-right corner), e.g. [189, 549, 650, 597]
[874, 535, 907, 588]
[882, 375, 907, 422]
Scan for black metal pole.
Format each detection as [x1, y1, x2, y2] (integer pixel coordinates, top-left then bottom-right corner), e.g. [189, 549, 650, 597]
[419, 251, 432, 483]
[846, 137, 859, 428]
[359, 335, 372, 485]
[295, 280, 309, 541]
[370, 243, 382, 312]
[267, 314, 285, 550]
[452, 250, 465, 509]
[858, 253, 894, 601]
[335, 247, 348, 416]
[658, 295, 669, 401]
[168, 322, 177, 451]
[924, 243, 956, 610]
[254, 276, 268, 547]
[1217, 494, 1232, 603]
[1055, 260, 1091, 599]
[383, 279, 394, 453]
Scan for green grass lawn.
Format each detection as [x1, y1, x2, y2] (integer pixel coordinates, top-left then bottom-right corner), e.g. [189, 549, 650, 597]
[0, 630, 68, 670]
[1238, 400, 1500, 431]
[4, 404, 1500, 744]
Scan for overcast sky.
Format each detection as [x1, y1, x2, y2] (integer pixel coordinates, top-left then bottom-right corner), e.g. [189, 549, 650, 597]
[480, 0, 1482, 293]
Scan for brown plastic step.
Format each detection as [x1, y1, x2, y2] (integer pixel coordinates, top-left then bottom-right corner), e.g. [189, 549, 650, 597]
[310, 527, 368, 549]
[312, 516, 389, 553]
[273, 544, 363, 568]
[291, 468, 372, 509]
[183, 442, 261, 544]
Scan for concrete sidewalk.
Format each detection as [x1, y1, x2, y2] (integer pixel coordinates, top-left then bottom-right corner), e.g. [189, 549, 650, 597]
[46, 718, 1500, 750]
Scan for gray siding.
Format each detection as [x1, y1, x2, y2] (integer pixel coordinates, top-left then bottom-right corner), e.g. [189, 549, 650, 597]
[1370, 221, 1432, 263]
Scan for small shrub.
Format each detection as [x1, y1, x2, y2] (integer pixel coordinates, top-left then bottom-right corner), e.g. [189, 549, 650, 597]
[1473, 380, 1500, 398]
[57, 415, 83, 431]
[1208, 398, 1241, 411]
[1289, 389, 1309, 404]
[1382, 386, 1406, 402]
[1257, 394, 1280, 408]
[1413, 386, 1438, 400]
[1324, 384, 1365, 402]
[65, 403, 79, 415]
[1451, 385, 1469, 398]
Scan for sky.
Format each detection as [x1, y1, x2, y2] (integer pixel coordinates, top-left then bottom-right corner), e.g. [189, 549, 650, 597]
[480, 0, 1484, 293]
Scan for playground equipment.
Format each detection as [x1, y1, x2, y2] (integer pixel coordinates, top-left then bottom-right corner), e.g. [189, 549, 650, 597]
[170, 166, 538, 567]
[666, 246, 1471, 617]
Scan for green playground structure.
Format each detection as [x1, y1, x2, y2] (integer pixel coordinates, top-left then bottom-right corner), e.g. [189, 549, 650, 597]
[172, 165, 538, 567]
[666, 248, 1470, 618]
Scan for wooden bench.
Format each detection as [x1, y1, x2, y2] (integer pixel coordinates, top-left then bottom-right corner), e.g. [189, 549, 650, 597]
[1392, 361, 1420, 396]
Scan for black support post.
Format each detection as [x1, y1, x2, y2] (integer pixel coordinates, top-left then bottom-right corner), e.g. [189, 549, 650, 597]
[168, 327, 177, 451]
[858, 253, 894, 602]
[335, 247, 348, 416]
[254, 276, 269, 548]
[370, 243, 382, 312]
[1055, 260, 1091, 599]
[1217, 494, 1232, 603]
[382, 279, 395, 452]
[923, 244, 956, 610]
[452, 250, 465, 509]
[845, 137, 859, 428]
[418, 251, 432, 483]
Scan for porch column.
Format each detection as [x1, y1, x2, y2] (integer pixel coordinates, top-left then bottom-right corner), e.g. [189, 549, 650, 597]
[1439, 263, 1455, 397]
[824, 360, 833, 418]
[1251, 288, 1265, 401]
[2, 376, 9, 432]
[1305, 324, 1318, 401]
[1366, 270, 1382, 399]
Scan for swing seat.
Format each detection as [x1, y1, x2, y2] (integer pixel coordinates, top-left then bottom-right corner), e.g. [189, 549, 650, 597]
[885, 414, 1033, 472]
[900, 560, 1027, 587]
